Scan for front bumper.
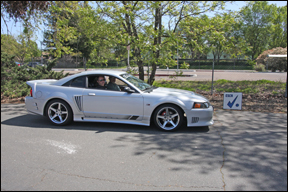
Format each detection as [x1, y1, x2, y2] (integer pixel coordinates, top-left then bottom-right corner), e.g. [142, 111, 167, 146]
[186, 106, 214, 127]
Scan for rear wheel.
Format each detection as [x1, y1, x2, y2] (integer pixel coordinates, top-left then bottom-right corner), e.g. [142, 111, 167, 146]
[46, 99, 73, 125]
[153, 104, 184, 131]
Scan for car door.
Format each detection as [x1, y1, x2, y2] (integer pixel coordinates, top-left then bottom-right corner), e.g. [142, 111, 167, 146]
[82, 76, 144, 120]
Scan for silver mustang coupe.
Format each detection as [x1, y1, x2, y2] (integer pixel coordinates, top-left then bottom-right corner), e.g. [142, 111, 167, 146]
[25, 70, 213, 131]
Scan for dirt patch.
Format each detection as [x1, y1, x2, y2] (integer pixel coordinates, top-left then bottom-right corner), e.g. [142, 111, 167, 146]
[1, 93, 286, 114]
[1, 96, 26, 104]
[199, 91, 287, 114]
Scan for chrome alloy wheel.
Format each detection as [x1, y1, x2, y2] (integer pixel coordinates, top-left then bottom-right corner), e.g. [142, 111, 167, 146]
[156, 107, 180, 131]
[48, 102, 69, 124]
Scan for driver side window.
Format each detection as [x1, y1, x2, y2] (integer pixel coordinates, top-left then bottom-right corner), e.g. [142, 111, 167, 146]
[107, 77, 128, 91]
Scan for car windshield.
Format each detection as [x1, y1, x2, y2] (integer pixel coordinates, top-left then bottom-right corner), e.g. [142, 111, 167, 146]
[120, 73, 152, 91]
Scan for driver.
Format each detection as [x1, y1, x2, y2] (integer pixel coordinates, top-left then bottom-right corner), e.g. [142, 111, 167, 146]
[96, 76, 107, 89]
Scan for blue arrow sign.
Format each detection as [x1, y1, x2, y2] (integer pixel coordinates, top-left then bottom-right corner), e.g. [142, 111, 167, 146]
[227, 95, 238, 108]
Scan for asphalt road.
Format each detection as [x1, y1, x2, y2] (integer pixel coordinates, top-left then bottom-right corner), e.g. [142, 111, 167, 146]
[1, 104, 287, 191]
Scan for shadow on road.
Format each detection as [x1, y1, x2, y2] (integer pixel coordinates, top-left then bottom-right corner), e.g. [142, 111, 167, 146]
[1, 104, 287, 190]
[1, 112, 209, 134]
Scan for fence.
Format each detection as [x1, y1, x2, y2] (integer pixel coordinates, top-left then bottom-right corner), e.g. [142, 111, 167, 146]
[32, 56, 252, 70]
[159, 59, 253, 70]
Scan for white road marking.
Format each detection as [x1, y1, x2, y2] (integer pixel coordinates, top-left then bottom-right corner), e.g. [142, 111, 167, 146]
[46, 140, 79, 154]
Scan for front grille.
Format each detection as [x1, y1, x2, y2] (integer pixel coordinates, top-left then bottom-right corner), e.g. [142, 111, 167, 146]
[191, 117, 199, 123]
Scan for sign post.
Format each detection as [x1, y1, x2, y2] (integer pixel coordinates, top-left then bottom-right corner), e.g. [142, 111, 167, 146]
[211, 57, 215, 95]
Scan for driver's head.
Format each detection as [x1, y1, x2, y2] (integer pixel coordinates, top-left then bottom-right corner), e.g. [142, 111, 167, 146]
[97, 76, 106, 86]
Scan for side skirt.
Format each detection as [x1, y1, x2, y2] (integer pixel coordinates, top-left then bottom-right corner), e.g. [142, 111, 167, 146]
[74, 116, 150, 127]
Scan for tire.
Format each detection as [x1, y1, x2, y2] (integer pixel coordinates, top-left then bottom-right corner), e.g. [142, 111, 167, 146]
[46, 99, 73, 125]
[153, 104, 184, 131]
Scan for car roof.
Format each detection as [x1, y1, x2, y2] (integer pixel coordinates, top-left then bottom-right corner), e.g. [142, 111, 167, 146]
[52, 70, 127, 85]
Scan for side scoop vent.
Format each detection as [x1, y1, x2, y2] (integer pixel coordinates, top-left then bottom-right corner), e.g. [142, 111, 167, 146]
[74, 96, 83, 111]
[128, 115, 139, 120]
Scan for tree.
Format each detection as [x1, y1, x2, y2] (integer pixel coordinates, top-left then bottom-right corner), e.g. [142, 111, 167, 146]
[180, 15, 210, 61]
[97, 1, 228, 84]
[268, 5, 287, 49]
[1, 1, 50, 36]
[239, 1, 276, 60]
[1, 34, 20, 58]
[1, 1, 50, 22]
[43, 1, 113, 68]
[203, 12, 249, 64]
[1, 33, 41, 64]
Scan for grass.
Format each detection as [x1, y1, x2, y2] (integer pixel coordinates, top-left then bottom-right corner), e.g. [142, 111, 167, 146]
[153, 79, 286, 95]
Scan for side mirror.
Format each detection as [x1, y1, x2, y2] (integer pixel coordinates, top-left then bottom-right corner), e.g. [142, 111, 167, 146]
[124, 87, 135, 93]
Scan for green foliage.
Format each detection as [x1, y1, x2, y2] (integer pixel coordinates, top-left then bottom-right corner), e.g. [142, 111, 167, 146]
[268, 6, 287, 49]
[1, 50, 16, 68]
[46, 57, 60, 71]
[239, 1, 287, 60]
[126, 68, 139, 75]
[153, 79, 285, 94]
[254, 64, 266, 72]
[1, 52, 68, 99]
[44, 1, 114, 65]
[1, 32, 41, 64]
[180, 62, 190, 70]
[174, 70, 184, 76]
[1, 34, 20, 58]
[3, 1, 286, 78]
[247, 59, 256, 66]
[256, 47, 287, 72]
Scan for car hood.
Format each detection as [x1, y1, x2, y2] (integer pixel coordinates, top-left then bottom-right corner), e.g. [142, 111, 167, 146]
[149, 87, 209, 102]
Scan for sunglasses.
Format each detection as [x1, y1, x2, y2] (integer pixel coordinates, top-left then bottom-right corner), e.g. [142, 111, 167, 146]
[98, 79, 105, 82]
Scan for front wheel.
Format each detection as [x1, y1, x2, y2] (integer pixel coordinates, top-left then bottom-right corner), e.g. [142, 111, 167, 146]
[153, 104, 184, 131]
[46, 99, 73, 125]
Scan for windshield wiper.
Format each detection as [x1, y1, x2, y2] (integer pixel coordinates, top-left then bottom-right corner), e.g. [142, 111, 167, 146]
[142, 87, 152, 91]
[143, 86, 158, 92]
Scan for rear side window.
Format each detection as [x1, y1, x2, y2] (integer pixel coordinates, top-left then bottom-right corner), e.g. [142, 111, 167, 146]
[62, 76, 86, 88]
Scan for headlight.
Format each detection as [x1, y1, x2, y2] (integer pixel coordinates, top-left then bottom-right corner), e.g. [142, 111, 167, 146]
[193, 102, 210, 109]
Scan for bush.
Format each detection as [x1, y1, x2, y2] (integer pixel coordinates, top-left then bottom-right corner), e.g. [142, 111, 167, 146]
[254, 64, 266, 72]
[180, 62, 190, 69]
[256, 47, 287, 72]
[1, 53, 69, 99]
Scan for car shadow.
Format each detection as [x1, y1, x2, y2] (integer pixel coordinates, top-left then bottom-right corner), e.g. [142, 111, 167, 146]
[1, 113, 210, 134]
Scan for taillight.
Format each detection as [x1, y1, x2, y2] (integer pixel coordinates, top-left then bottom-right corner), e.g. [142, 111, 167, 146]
[30, 88, 33, 97]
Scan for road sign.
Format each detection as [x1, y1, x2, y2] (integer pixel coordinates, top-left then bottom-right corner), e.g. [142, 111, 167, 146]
[223, 92, 242, 110]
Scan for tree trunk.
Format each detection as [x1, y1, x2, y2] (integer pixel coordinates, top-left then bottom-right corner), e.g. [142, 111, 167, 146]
[133, 46, 144, 80]
[138, 63, 144, 80]
[148, 3, 161, 85]
[122, 2, 145, 81]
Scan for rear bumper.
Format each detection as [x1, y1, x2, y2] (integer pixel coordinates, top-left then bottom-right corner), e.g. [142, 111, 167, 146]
[25, 97, 43, 116]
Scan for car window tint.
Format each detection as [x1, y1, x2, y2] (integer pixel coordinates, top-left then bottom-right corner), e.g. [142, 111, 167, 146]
[62, 76, 86, 88]
[88, 76, 98, 88]
[71, 76, 86, 87]
[62, 81, 71, 87]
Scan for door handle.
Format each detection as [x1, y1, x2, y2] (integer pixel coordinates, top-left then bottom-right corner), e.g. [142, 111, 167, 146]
[88, 93, 96, 96]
